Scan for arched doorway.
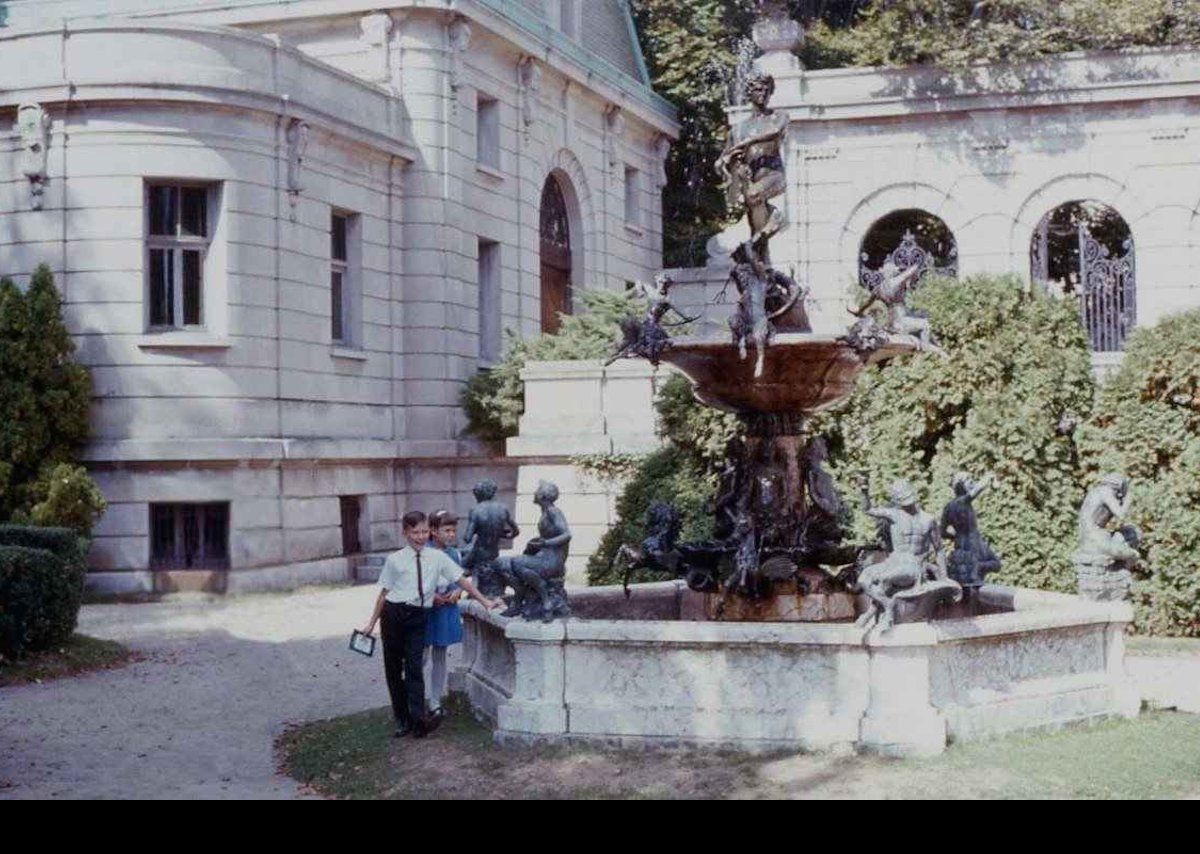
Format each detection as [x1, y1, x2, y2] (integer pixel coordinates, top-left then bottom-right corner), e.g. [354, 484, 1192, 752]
[858, 209, 958, 292]
[1030, 200, 1135, 352]
[539, 176, 572, 334]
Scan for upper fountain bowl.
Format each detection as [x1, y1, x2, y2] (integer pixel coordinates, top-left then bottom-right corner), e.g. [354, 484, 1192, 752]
[661, 333, 919, 414]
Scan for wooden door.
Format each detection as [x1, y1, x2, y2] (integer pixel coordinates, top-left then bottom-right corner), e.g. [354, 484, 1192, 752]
[539, 177, 572, 334]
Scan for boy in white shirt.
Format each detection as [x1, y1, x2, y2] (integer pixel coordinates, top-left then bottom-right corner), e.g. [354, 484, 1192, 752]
[360, 510, 501, 738]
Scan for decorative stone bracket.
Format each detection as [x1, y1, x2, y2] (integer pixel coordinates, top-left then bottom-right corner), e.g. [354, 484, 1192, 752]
[447, 15, 472, 97]
[360, 11, 407, 94]
[17, 103, 51, 211]
[605, 104, 625, 172]
[518, 55, 542, 139]
[654, 134, 671, 188]
[285, 118, 309, 218]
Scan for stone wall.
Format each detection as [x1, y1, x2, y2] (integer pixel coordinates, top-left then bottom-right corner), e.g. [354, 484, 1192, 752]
[461, 582, 1140, 756]
[505, 359, 663, 583]
[716, 47, 1200, 339]
[0, 10, 675, 592]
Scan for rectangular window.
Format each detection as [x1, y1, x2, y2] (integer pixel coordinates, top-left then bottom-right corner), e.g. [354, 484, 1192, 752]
[340, 495, 365, 556]
[476, 94, 500, 170]
[559, 0, 580, 40]
[146, 184, 211, 329]
[149, 503, 230, 570]
[331, 212, 350, 344]
[624, 166, 641, 227]
[478, 239, 501, 364]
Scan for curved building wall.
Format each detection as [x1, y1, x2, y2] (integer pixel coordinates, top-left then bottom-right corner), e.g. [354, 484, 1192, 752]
[0, 17, 676, 592]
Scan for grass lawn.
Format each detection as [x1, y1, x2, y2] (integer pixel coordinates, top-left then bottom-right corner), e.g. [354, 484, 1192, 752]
[278, 703, 1200, 800]
[0, 634, 137, 687]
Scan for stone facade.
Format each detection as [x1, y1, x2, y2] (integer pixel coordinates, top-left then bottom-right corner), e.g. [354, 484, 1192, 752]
[462, 582, 1140, 756]
[672, 47, 1200, 357]
[0, 2, 677, 592]
[506, 359, 662, 583]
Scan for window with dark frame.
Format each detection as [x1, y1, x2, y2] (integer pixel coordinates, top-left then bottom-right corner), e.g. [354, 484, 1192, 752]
[331, 212, 349, 344]
[478, 239, 501, 364]
[150, 503, 230, 570]
[476, 93, 500, 170]
[624, 166, 640, 227]
[147, 184, 210, 329]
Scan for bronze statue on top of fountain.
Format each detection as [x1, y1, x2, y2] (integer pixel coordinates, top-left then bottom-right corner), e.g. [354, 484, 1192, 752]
[607, 273, 699, 367]
[716, 70, 789, 272]
[844, 260, 944, 356]
[725, 254, 804, 378]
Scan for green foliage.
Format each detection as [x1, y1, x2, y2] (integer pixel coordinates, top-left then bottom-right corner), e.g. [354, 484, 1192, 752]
[0, 265, 101, 536]
[23, 464, 107, 538]
[654, 372, 740, 467]
[816, 274, 1094, 591]
[801, 1, 1200, 70]
[630, 0, 759, 266]
[460, 289, 640, 441]
[586, 446, 717, 586]
[1078, 311, 1200, 636]
[0, 522, 88, 658]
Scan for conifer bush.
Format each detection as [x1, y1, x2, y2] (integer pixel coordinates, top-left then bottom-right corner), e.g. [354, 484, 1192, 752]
[461, 290, 641, 441]
[0, 265, 104, 535]
[1078, 310, 1200, 636]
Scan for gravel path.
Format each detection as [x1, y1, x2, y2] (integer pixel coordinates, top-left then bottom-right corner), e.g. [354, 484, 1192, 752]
[2, 586, 1198, 800]
[0, 586, 392, 799]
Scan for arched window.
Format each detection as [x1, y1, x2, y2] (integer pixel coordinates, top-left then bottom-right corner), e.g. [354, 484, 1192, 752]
[539, 176, 572, 334]
[1030, 200, 1135, 352]
[858, 209, 957, 292]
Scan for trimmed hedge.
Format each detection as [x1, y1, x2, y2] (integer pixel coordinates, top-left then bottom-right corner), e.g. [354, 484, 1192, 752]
[0, 524, 88, 658]
[1078, 309, 1200, 636]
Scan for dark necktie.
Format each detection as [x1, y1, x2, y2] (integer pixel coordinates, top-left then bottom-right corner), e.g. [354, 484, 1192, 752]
[415, 550, 424, 608]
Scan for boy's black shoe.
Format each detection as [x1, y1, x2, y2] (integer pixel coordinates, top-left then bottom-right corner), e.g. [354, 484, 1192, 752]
[424, 709, 444, 735]
[393, 721, 412, 739]
[410, 718, 428, 739]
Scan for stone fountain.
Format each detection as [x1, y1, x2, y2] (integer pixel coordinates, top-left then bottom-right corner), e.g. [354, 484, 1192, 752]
[459, 9, 1140, 756]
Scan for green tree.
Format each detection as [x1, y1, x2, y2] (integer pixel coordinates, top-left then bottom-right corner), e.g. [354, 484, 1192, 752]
[818, 274, 1094, 591]
[0, 265, 104, 536]
[461, 289, 642, 441]
[630, 0, 759, 267]
[1078, 310, 1200, 636]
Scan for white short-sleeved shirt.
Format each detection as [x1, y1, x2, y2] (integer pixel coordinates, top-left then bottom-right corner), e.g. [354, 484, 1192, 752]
[378, 545, 463, 608]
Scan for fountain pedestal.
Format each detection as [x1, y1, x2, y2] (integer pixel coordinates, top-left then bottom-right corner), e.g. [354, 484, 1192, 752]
[654, 332, 920, 621]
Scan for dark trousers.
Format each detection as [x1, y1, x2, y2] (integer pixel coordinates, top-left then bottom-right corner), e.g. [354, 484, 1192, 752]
[380, 601, 427, 727]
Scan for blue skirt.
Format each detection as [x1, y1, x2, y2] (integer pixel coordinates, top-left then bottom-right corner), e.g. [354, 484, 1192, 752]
[426, 603, 463, 647]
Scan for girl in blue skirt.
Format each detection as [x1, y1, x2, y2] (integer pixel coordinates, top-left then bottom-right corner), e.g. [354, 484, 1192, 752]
[425, 509, 464, 716]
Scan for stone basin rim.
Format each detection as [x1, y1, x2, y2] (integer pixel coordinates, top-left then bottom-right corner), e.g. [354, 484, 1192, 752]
[666, 332, 922, 350]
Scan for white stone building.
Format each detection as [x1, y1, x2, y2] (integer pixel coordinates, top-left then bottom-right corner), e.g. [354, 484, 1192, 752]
[0, 0, 678, 593]
[676, 40, 1200, 369]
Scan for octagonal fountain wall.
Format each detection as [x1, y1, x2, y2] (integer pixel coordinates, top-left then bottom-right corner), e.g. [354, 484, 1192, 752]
[461, 582, 1138, 756]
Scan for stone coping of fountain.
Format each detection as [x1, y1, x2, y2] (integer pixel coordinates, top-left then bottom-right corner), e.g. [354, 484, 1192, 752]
[660, 332, 921, 414]
[460, 581, 1139, 757]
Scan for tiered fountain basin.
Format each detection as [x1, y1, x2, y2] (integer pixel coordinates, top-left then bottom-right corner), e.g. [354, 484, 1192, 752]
[662, 332, 918, 413]
[461, 582, 1139, 756]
